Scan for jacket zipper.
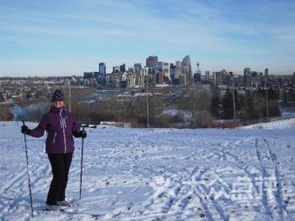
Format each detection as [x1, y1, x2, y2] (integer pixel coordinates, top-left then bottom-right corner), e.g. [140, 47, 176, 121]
[60, 109, 67, 153]
[52, 132, 57, 144]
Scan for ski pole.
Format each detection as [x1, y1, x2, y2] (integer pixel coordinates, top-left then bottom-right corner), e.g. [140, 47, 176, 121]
[22, 121, 34, 217]
[79, 126, 85, 200]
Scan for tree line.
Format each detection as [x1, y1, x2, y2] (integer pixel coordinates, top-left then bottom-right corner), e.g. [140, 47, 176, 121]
[1, 87, 291, 128]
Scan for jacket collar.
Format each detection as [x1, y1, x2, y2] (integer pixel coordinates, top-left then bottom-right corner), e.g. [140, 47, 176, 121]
[50, 105, 66, 113]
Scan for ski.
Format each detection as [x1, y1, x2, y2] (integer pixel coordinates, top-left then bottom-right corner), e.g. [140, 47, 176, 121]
[40, 207, 102, 218]
[60, 208, 102, 218]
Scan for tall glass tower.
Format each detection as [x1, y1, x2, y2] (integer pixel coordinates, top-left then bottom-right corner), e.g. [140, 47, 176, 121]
[99, 62, 106, 76]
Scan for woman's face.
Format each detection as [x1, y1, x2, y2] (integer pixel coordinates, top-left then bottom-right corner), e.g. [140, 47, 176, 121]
[53, 100, 64, 108]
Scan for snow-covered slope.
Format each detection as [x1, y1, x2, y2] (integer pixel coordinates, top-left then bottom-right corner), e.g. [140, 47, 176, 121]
[0, 121, 295, 221]
[242, 118, 295, 129]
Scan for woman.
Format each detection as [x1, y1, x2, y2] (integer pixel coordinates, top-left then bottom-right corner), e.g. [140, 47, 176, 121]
[21, 89, 87, 211]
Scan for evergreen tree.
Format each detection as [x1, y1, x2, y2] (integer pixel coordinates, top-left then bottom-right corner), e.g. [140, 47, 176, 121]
[269, 100, 281, 117]
[210, 95, 220, 119]
[242, 91, 258, 121]
[268, 88, 279, 100]
[221, 89, 233, 119]
[288, 89, 295, 102]
[253, 90, 267, 119]
[282, 89, 288, 106]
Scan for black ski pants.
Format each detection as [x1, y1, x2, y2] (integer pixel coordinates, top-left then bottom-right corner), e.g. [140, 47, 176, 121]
[46, 153, 73, 205]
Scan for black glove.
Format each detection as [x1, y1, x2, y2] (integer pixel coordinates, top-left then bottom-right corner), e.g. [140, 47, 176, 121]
[21, 125, 30, 134]
[80, 130, 87, 139]
[72, 130, 87, 139]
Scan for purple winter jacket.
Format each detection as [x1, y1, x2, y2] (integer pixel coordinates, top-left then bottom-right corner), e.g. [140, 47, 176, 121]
[27, 106, 80, 154]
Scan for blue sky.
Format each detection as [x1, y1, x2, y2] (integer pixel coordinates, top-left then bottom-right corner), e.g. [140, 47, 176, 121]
[0, 0, 294, 76]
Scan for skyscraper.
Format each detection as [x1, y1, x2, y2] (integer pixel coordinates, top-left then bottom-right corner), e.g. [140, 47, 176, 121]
[205, 71, 210, 82]
[99, 62, 106, 76]
[244, 67, 251, 88]
[84, 72, 94, 79]
[134, 63, 142, 73]
[193, 62, 202, 84]
[157, 61, 171, 82]
[120, 64, 126, 73]
[97, 62, 107, 84]
[264, 68, 269, 83]
[181, 55, 192, 85]
[113, 66, 120, 74]
[146, 56, 158, 68]
[146, 56, 158, 77]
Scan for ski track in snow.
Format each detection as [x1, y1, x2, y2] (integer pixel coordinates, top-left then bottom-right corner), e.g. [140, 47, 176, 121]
[0, 122, 295, 221]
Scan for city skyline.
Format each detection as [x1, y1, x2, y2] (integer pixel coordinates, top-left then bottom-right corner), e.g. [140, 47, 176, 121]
[1, 0, 295, 76]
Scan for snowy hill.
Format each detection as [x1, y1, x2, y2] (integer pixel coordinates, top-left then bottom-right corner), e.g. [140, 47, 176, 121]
[0, 121, 295, 221]
[242, 118, 295, 129]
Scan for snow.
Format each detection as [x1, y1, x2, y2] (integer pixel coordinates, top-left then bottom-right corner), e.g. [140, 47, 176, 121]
[242, 118, 295, 129]
[0, 121, 295, 220]
[161, 109, 181, 117]
[0, 100, 13, 105]
[281, 111, 295, 119]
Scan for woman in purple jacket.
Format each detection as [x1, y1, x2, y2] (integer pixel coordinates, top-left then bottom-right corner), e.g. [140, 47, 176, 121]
[21, 89, 87, 211]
